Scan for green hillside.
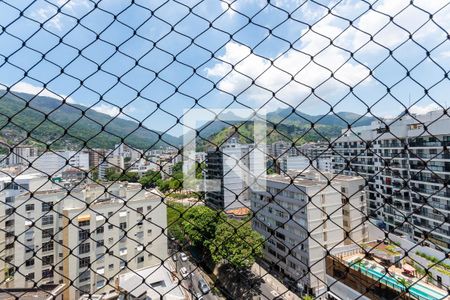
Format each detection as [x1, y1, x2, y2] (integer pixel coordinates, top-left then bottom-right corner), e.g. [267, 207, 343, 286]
[0, 91, 181, 150]
[197, 121, 342, 151]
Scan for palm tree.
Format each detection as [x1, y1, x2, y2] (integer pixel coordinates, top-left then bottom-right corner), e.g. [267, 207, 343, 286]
[397, 277, 411, 293]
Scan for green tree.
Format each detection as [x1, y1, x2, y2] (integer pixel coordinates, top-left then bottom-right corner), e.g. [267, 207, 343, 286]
[302, 295, 314, 300]
[397, 277, 411, 294]
[182, 206, 224, 247]
[167, 202, 188, 241]
[138, 170, 161, 188]
[156, 179, 170, 192]
[209, 220, 263, 269]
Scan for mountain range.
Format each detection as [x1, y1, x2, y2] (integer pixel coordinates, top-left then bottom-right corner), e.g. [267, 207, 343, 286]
[0, 91, 375, 151]
[0, 91, 180, 150]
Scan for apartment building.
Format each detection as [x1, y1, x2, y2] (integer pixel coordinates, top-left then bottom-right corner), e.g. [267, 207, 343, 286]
[0, 173, 56, 286]
[205, 138, 252, 210]
[281, 155, 332, 174]
[299, 142, 333, 172]
[29, 150, 90, 175]
[251, 170, 367, 297]
[7, 145, 39, 166]
[332, 110, 450, 251]
[2, 180, 167, 299]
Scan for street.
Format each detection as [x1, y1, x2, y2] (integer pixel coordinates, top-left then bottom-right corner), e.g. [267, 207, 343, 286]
[173, 252, 218, 300]
[169, 239, 293, 300]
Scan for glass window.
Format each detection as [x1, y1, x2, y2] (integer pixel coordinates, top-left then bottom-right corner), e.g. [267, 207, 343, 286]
[79, 257, 90, 268]
[79, 243, 90, 254]
[42, 241, 54, 252]
[42, 215, 54, 226]
[42, 202, 53, 212]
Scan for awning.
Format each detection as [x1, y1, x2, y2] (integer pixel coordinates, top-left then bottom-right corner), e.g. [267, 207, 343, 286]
[77, 215, 91, 222]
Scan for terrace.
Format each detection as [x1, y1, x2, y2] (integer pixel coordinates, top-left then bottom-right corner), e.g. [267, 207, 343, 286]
[328, 242, 449, 300]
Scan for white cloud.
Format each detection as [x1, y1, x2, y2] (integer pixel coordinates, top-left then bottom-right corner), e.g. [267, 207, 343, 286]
[92, 103, 121, 117]
[5, 81, 76, 104]
[205, 38, 370, 109]
[31, 0, 91, 31]
[409, 103, 441, 115]
[440, 51, 450, 58]
[206, 0, 450, 110]
[34, 7, 63, 30]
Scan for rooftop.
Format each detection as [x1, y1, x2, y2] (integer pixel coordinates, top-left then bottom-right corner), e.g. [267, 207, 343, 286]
[0, 284, 65, 300]
[266, 169, 363, 187]
[118, 263, 185, 299]
[333, 243, 449, 300]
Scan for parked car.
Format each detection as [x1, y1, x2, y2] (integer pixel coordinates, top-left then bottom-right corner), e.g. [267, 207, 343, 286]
[180, 252, 188, 262]
[194, 291, 204, 300]
[198, 277, 210, 294]
[180, 267, 190, 278]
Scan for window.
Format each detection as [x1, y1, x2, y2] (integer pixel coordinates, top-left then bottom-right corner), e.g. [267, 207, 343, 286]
[108, 264, 114, 270]
[42, 241, 54, 252]
[42, 228, 54, 239]
[108, 224, 113, 230]
[119, 222, 127, 229]
[79, 220, 90, 227]
[79, 257, 90, 268]
[78, 230, 89, 241]
[42, 269, 53, 278]
[42, 255, 54, 266]
[108, 212, 113, 217]
[25, 273, 34, 281]
[96, 226, 104, 234]
[25, 204, 34, 211]
[96, 240, 104, 247]
[137, 207, 143, 214]
[137, 256, 144, 263]
[25, 258, 34, 267]
[79, 270, 90, 283]
[79, 243, 90, 254]
[42, 202, 53, 212]
[42, 215, 54, 226]
[96, 280, 105, 289]
[147, 205, 152, 211]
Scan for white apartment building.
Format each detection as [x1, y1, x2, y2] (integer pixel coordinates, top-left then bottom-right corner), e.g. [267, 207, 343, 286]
[2, 180, 168, 300]
[332, 110, 450, 251]
[30, 150, 90, 175]
[251, 170, 367, 297]
[0, 173, 56, 285]
[281, 155, 332, 173]
[113, 143, 143, 167]
[281, 156, 310, 173]
[7, 145, 39, 166]
[205, 138, 252, 210]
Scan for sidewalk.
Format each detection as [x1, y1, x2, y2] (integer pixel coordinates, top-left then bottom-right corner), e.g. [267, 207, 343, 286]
[251, 263, 301, 300]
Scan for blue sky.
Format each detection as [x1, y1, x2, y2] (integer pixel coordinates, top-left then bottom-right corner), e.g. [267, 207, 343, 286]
[0, 0, 449, 136]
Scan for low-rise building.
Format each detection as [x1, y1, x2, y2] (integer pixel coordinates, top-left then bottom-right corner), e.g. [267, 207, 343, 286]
[117, 263, 187, 299]
[251, 170, 368, 297]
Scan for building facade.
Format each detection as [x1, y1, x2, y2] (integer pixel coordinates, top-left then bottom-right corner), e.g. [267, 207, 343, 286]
[332, 110, 450, 251]
[1, 179, 168, 299]
[251, 170, 368, 297]
[205, 139, 252, 210]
